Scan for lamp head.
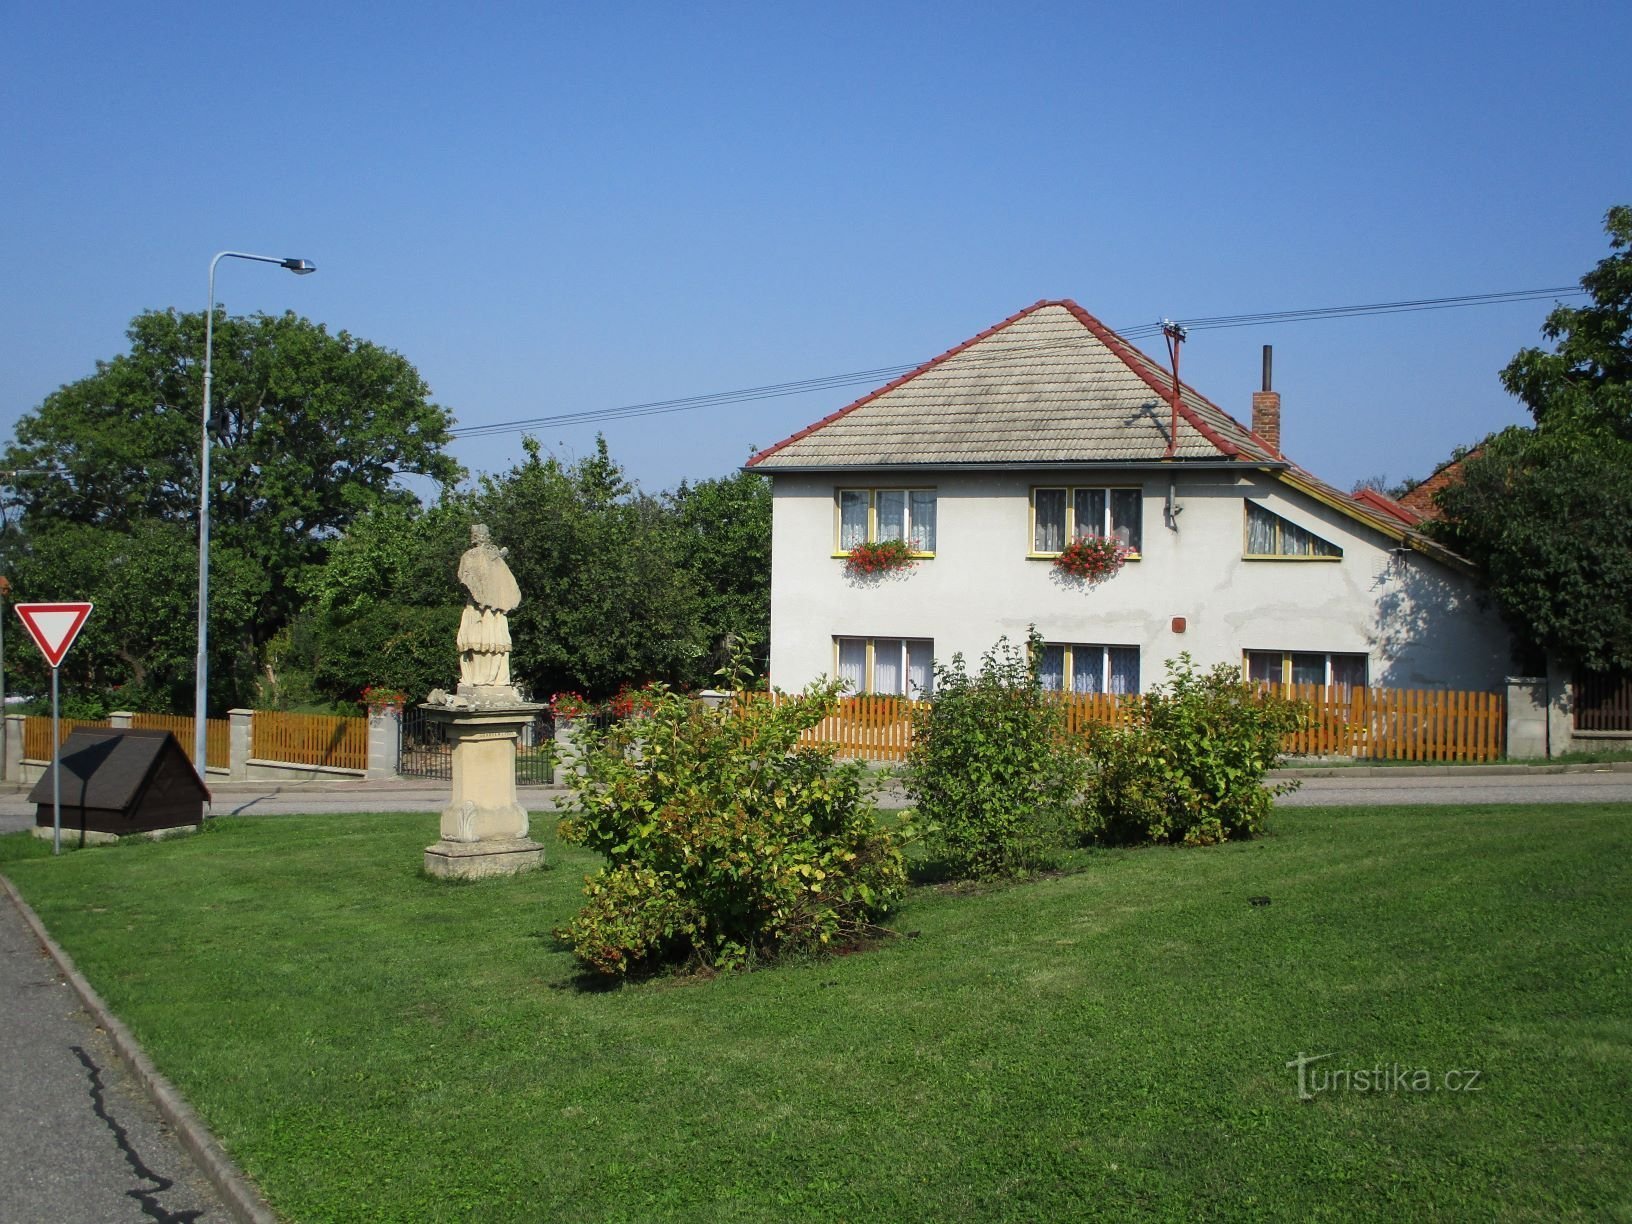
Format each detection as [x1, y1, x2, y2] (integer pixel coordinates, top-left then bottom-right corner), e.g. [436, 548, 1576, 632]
[281, 258, 317, 275]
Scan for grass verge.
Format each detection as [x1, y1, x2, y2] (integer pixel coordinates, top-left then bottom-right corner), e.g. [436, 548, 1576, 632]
[2, 805, 1629, 1221]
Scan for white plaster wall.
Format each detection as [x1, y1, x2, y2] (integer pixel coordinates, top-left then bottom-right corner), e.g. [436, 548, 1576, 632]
[768, 469, 1513, 694]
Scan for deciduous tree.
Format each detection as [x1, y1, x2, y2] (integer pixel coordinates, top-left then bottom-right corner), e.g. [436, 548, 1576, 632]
[1433, 206, 1632, 671]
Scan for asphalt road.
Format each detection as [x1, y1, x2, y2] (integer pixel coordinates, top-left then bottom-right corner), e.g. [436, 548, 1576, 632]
[3, 768, 1631, 837]
[0, 895, 231, 1223]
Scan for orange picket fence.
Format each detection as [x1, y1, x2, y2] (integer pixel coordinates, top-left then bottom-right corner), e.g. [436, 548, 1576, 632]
[799, 694, 919, 762]
[251, 710, 368, 771]
[130, 713, 231, 771]
[1277, 684, 1505, 762]
[767, 684, 1504, 764]
[22, 716, 110, 762]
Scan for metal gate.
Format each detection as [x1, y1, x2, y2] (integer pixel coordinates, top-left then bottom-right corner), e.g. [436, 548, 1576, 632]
[399, 706, 556, 782]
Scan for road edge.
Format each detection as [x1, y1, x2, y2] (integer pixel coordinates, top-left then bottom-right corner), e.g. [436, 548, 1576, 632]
[0, 872, 278, 1224]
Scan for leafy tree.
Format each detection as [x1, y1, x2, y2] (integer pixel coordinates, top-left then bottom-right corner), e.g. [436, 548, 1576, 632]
[475, 436, 707, 698]
[2, 520, 265, 712]
[275, 499, 474, 706]
[667, 469, 771, 672]
[1, 308, 462, 708]
[1433, 206, 1632, 671]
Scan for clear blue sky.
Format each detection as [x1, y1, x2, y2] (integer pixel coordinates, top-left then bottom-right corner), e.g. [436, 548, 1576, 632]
[6, 2, 1629, 496]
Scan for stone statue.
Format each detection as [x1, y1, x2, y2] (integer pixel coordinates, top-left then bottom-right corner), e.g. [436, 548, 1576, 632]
[457, 524, 521, 689]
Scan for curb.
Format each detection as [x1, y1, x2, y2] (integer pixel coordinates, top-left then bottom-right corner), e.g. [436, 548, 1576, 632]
[1268, 761, 1632, 780]
[0, 873, 278, 1224]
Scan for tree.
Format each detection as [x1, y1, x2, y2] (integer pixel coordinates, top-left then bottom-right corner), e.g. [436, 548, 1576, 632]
[2, 520, 266, 713]
[474, 436, 707, 698]
[1433, 206, 1632, 671]
[1, 308, 461, 709]
[277, 499, 474, 707]
[667, 469, 771, 672]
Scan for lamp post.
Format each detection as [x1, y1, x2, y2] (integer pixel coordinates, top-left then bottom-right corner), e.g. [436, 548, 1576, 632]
[195, 252, 315, 771]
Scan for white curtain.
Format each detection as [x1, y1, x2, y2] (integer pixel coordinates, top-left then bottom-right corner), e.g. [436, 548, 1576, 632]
[1107, 647, 1140, 695]
[1034, 489, 1066, 551]
[909, 491, 937, 551]
[1074, 488, 1106, 538]
[875, 490, 906, 542]
[1110, 489, 1142, 551]
[840, 491, 869, 549]
[1072, 647, 1102, 693]
[872, 639, 903, 695]
[837, 639, 867, 693]
[906, 640, 933, 695]
[1039, 644, 1066, 691]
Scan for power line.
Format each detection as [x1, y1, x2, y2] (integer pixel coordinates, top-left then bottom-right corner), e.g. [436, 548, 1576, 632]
[447, 285, 1586, 441]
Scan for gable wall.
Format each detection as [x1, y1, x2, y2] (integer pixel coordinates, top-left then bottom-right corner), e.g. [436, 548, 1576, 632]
[768, 469, 1513, 693]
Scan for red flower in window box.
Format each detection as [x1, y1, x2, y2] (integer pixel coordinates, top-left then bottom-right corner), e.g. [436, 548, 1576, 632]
[845, 539, 917, 576]
[1053, 535, 1132, 582]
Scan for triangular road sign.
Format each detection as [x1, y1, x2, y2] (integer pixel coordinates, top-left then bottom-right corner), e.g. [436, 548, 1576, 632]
[15, 602, 94, 668]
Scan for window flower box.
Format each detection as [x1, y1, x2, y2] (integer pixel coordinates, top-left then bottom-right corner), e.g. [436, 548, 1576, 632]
[1053, 535, 1131, 583]
[845, 539, 917, 576]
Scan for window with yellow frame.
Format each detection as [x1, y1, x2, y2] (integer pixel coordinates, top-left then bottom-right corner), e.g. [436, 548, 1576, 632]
[1243, 502, 1342, 559]
[1245, 650, 1366, 691]
[1030, 485, 1142, 556]
[835, 488, 936, 555]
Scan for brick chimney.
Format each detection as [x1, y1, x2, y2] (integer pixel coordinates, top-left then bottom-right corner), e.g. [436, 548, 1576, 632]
[1251, 344, 1281, 456]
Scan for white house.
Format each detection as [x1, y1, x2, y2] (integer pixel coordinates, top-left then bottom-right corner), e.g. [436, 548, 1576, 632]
[745, 299, 1514, 698]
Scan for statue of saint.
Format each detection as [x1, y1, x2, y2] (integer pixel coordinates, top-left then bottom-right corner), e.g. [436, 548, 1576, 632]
[456, 524, 522, 688]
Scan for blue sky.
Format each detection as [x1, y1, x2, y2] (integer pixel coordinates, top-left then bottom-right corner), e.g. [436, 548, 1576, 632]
[6, 2, 1629, 496]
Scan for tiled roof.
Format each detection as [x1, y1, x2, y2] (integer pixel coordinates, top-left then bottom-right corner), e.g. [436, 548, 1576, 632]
[1395, 447, 1483, 522]
[746, 300, 1277, 469]
[1352, 486, 1425, 526]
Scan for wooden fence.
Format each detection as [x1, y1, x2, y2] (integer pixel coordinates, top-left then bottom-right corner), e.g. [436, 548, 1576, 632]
[130, 714, 231, 771]
[22, 715, 232, 770]
[251, 710, 369, 772]
[23, 717, 111, 762]
[781, 684, 1505, 764]
[1277, 684, 1505, 762]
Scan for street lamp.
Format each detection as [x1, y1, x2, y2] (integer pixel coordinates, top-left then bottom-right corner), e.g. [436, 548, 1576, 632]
[195, 252, 315, 771]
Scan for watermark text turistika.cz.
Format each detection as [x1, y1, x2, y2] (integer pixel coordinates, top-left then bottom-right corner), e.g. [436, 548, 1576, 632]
[1286, 1052, 1483, 1101]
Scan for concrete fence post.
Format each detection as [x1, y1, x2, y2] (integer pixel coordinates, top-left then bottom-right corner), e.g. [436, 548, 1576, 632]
[3, 713, 23, 782]
[109, 710, 134, 730]
[228, 709, 253, 781]
[367, 705, 403, 780]
[1504, 677, 1549, 760]
[552, 716, 581, 787]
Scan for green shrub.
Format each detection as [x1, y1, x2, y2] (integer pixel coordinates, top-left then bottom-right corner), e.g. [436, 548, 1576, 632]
[905, 632, 1089, 878]
[556, 677, 905, 976]
[1082, 654, 1306, 846]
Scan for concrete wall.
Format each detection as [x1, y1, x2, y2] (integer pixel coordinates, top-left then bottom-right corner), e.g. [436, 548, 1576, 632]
[768, 467, 1514, 695]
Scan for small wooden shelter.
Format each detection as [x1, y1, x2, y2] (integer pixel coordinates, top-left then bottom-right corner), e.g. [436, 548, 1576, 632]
[29, 727, 210, 841]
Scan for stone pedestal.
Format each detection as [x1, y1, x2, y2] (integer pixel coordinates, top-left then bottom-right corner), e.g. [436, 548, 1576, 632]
[421, 701, 546, 879]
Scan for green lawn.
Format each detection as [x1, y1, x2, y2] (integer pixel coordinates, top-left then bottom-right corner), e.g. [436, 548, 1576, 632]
[3, 805, 1629, 1222]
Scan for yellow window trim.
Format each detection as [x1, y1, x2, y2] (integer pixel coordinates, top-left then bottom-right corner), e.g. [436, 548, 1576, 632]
[1241, 554, 1341, 562]
[1029, 483, 1143, 555]
[1242, 501, 1343, 560]
[1028, 551, 1141, 561]
[833, 486, 937, 554]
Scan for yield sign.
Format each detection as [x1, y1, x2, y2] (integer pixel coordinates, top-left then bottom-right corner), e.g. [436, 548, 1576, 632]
[15, 602, 94, 668]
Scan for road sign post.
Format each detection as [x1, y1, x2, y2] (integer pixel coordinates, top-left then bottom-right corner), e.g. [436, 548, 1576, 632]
[14, 603, 93, 855]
